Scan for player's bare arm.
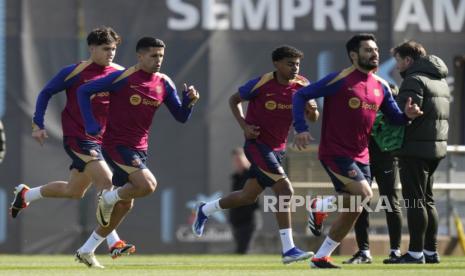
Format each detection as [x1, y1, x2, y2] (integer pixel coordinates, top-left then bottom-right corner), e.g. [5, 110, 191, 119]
[229, 92, 260, 139]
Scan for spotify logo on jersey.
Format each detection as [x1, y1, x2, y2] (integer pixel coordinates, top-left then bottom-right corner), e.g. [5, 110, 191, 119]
[130, 94, 142, 106]
[265, 100, 277, 110]
[348, 97, 361, 109]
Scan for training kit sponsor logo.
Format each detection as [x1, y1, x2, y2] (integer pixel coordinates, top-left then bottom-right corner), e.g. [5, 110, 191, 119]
[348, 97, 379, 111]
[348, 97, 361, 109]
[265, 100, 292, 110]
[130, 94, 142, 105]
[262, 195, 429, 213]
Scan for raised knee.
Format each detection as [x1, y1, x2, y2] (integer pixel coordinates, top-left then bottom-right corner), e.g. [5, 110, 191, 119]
[242, 194, 258, 205]
[117, 200, 134, 211]
[279, 184, 294, 198]
[68, 190, 86, 199]
[141, 180, 157, 196]
[363, 189, 373, 200]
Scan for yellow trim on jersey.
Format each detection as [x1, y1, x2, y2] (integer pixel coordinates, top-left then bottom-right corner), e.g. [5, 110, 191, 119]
[71, 149, 99, 163]
[113, 66, 138, 84]
[291, 75, 310, 86]
[110, 62, 125, 70]
[258, 167, 286, 182]
[327, 167, 356, 185]
[251, 72, 274, 92]
[64, 60, 93, 81]
[114, 161, 141, 174]
[327, 66, 356, 86]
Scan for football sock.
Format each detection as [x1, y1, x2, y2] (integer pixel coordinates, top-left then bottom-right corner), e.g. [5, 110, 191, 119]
[315, 236, 340, 258]
[106, 230, 120, 248]
[391, 249, 401, 256]
[79, 231, 105, 253]
[361, 249, 371, 258]
[279, 228, 295, 253]
[103, 188, 121, 205]
[202, 199, 222, 217]
[423, 249, 437, 256]
[407, 251, 424, 259]
[24, 187, 43, 203]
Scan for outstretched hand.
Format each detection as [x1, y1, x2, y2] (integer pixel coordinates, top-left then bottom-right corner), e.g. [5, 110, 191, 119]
[293, 131, 314, 150]
[404, 97, 423, 119]
[184, 83, 200, 108]
[243, 124, 260, 139]
[32, 128, 48, 146]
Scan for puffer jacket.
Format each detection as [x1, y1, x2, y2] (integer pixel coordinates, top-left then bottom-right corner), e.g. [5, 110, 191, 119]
[394, 55, 450, 159]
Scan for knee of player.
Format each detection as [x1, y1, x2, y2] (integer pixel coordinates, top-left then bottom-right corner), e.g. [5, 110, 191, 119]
[117, 199, 134, 211]
[361, 188, 373, 201]
[278, 180, 294, 197]
[242, 193, 259, 205]
[69, 190, 86, 199]
[142, 179, 157, 195]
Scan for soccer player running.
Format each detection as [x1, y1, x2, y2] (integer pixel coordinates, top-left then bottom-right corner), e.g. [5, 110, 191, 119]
[293, 34, 423, 269]
[77, 37, 199, 234]
[9, 27, 135, 268]
[192, 46, 318, 264]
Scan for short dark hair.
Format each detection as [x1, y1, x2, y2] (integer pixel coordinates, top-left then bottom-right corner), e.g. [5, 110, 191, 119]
[392, 40, 427, 60]
[87, 26, 121, 46]
[345, 33, 377, 62]
[271, 45, 303, 62]
[136, 37, 166, 52]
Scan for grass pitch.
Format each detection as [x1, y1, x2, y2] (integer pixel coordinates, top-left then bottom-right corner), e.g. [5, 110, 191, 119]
[0, 254, 464, 275]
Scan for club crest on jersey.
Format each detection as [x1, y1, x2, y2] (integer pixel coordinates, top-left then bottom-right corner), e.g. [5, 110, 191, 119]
[347, 169, 357, 178]
[373, 88, 381, 97]
[265, 100, 277, 110]
[155, 85, 163, 94]
[348, 97, 361, 109]
[130, 94, 142, 105]
[131, 158, 141, 167]
[89, 149, 98, 158]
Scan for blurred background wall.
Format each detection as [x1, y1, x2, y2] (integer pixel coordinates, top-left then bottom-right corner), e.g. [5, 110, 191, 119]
[0, 0, 464, 254]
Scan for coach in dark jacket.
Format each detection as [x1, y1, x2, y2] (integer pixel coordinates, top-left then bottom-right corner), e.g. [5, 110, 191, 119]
[392, 41, 450, 264]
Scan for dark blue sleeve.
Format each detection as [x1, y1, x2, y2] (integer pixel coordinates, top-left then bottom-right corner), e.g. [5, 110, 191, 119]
[33, 64, 77, 129]
[238, 77, 261, 100]
[292, 71, 343, 133]
[163, 78, 193, 123]
[77, 71, 125, 135]
[379, 84, 409, 125]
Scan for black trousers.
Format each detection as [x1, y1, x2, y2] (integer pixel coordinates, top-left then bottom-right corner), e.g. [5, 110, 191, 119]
[354, 158, 402, 251]
[354, 140, 402, 250]
[231, 222, 256, 254]
[398, 157, 440, 252]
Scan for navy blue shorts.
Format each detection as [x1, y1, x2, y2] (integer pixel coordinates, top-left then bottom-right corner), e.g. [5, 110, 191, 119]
[102, 145, 148, 187]
[320, 157, 371, 193]
[63, 136, 104, 172]
[243, 140, 287, 189]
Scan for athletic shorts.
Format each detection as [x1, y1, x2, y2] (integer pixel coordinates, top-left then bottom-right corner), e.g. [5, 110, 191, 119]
[63, 136, 103, 172]
[243, 140, 287, 189]
[320, 157, 371, 193]
[102, 145, 148, 187]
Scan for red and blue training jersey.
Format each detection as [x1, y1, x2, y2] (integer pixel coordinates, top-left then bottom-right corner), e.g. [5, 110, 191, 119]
[293, 66, 409, 164]
[33, 61, 124, 142]
[77, 66, 194, 151]
[239, 72, 309, 151]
